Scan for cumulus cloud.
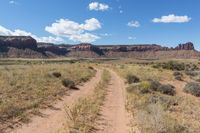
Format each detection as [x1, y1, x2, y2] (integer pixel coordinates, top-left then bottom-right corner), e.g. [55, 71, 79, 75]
[89, 2, 109, 11]
[80, 18, 101, 31]
[0, 25, 64, 43]
[45, 18, 101, 43]
[152, 14, 191, 23]
[127, 21, 140, 28]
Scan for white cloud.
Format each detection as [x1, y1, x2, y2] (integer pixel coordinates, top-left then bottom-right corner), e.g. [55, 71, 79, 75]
[9, 0, 15, 4]
[68, 33, 99, 43]
[35, 36, 64, 44]
[119, 10, 123, 14]
[89, 2, 109, 11]
[128, 36, 136, 40]
[45, 18, 101, 43]
[9, 0, 18, 5]
[80, 18, 101, 31]
[0, 25, 64, 43]
[127, 21, 140, 28]
[152, 14, 191, 23]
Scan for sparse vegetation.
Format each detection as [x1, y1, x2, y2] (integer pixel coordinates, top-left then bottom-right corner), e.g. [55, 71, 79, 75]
[112, 61, 200, 132]
[52, 72, 62, 78]
[184, 82, 200, 97]
[62, 79, 76, 89]
[173, 71, 183, 81]
[65, 70, 111, 133]
[0, 62, 96, 130]
[148, 79, 162, 91]
[2, 58, 200, 132]
[152, 61, 186, 71]
[185, 71, 199, 76]
[126, 84, 188, 133]
[127, 80, 175, 96]
[158, 84, 176, 96]
[126, 74, 140, 84]
[173, 71, 183, 77]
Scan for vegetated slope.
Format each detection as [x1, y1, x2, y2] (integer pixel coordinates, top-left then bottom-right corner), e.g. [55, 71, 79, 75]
[0, 36, 200, 59]
[9, 69, 102, 133]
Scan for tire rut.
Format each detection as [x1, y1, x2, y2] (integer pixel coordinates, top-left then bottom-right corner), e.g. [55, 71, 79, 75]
[10, 69, 102, 133]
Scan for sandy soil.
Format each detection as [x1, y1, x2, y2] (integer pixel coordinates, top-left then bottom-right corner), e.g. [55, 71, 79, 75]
[10, 69, 102, 133]
[95, 70, 131, 133]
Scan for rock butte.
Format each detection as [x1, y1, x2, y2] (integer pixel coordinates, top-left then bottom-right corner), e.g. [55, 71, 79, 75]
[0, 36, 199, 59]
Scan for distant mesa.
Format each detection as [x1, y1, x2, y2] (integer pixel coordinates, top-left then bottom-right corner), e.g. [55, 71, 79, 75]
[0, 36, 198, 59]
[0, 36, 37, 49]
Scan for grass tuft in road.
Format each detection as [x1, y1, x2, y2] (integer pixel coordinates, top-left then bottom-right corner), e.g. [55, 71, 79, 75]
[65, 70, 111, 133]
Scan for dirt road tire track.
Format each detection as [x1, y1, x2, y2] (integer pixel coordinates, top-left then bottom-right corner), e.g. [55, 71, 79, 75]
[95, 70, 130, 133]
[10, 69, 102, 133]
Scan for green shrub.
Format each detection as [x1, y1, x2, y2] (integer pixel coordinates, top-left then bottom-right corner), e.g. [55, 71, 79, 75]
[126, 74, 140, 84]
[127, 80, 176, 96]
[88, 66, 94, 70]
[153, 61, 185, 71]
[173, 71, 183, 81]
[175, 75, 183, 81]
[62, 79, 76, 89]
[184, 82, 200, 97]
[158, 84, 176, 96]
[148, 80, 162, 91]
[173, 71, 183, 77]
[52, 72, 62, 78]
[185, 64, 199, 71]
[139, 81, 151, 93]
[126, 81, 150, 94]
[185, 71, 199, 76]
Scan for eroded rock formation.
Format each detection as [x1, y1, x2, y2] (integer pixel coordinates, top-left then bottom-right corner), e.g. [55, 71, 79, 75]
[175, 42, 194, 50]
[0, 36, 198, 59]
[0, 36, 37, 49]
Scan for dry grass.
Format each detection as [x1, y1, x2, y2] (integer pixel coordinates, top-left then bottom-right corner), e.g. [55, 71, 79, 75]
[0, 62, 96, 130]
[126, 88, 192, 133]
[65, 70, 111, 133]
[113, 64, 173, 81]
[171, 96, 200, 132]
[112, 61, 200, 132]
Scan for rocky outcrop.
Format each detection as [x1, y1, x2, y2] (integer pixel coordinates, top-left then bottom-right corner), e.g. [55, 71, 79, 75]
[70, 43, 103, 55]
[0, 36, 37, 50]
[38, 43, 68, 56]
[99, 44, 163, 52]
[175, 42, 194, 50]
[0, 36, 45, 58]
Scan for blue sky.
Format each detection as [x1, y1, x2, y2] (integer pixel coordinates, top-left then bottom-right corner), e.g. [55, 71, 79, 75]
[0, 0, 200, 50]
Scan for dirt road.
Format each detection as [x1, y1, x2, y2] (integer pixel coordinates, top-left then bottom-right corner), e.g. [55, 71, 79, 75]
[96, 70, 130, 133]
[11, 69, 102, 133]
